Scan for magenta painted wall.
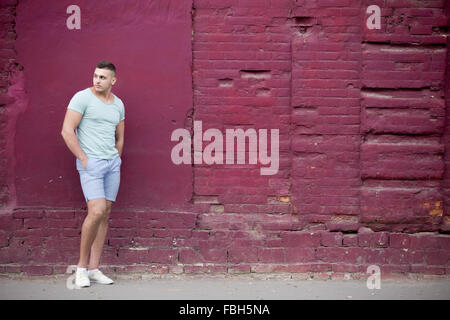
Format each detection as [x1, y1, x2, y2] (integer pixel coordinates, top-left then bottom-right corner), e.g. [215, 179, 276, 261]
[13, 0, 194, 210]
[0, 0, 449, 277]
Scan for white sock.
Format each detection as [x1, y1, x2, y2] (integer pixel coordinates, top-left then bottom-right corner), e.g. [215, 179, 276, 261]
[88, 269, 99, 276]
[77, 267, 87, 272]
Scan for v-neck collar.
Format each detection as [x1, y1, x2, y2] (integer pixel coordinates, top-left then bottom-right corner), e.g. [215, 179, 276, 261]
[88, 87, 115, 105]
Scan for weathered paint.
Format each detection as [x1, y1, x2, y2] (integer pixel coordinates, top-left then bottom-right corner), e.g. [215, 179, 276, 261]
[0, 0, 449, 276]
[13, 0, 194, 210]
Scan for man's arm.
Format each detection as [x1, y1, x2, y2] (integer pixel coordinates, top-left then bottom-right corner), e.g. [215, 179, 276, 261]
[115, 120, 125, 157]
[61, 109, 89, 168]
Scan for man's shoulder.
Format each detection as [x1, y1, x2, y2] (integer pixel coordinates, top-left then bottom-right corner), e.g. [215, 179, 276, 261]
[68, 88, 92, 112]
[72, 88, 91, 98]
[113, 94, 124, 108]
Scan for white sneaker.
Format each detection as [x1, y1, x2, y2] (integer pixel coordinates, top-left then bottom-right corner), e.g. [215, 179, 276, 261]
[88, 270, 114, 285]
[75, 268, 90, 287]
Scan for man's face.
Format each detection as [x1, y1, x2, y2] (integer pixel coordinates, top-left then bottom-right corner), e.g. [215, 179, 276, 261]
[93, 68, 116, 93]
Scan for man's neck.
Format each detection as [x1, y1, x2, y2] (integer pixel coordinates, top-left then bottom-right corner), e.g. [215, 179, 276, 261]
[91, 86, 112, 99]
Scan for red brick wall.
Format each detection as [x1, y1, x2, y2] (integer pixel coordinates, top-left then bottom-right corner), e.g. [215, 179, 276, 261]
[0, 0, 449, 277]
[443, 0, 450, 233]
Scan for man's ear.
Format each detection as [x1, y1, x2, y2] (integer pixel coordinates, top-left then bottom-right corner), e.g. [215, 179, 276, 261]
[112, 76, 116, 85]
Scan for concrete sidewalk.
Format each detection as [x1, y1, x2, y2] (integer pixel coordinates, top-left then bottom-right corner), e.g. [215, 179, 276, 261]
[0, 273, 449, 300]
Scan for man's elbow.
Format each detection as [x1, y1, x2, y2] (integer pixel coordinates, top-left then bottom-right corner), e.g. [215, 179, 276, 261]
[61, 127, 74, 139]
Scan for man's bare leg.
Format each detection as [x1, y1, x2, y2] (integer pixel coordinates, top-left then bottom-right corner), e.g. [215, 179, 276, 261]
[88, 200, 113, 270]
[77, 198, 108, 268]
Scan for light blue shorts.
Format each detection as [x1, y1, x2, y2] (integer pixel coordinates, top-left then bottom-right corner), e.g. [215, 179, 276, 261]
[76, 156, 122, 202]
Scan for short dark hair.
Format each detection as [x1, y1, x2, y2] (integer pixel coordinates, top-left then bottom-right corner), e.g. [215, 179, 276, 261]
[96, 60, 116, 75]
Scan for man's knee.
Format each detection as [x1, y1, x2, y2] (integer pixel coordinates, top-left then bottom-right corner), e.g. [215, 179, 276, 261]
[88, 198, 108, 220]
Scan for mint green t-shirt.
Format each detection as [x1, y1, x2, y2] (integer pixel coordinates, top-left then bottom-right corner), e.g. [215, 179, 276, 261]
[67, 88, 125, 160]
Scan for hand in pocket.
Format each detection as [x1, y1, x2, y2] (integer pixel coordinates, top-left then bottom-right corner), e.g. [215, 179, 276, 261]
[81, 158, 89, 169]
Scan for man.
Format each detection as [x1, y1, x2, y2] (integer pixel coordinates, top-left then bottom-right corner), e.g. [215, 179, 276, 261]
[61, 60, 125, 287]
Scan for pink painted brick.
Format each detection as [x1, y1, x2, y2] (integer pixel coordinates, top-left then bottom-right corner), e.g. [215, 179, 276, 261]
[378, 264, 411, 275]
[0, 246, 29, 263]
[179, 248, 202, 264]
[23, 218, 46, 229]
[133, 237, 172, 248]
[166, 212, 197, 228]
[316, 247, 343, 263]
[10, 236, 41, 247]
[409, 234, 441, 250]
[115, 265, 152, 273]
[147, 264, 170, 274]
[12, 210, 44, 219]
[265, 238, 283, 247]
[281, 231, 321, 247]
[23, 265, 53, 276]
[371, 232, 389, 248]
[408, 250, 425, 264]
[108, 228, 135, 237]
[184, 265, 227, 274]
[0, 216, 21, 231]
[258, 248, 284, 263]
[148, 248, 178, 264]
[136, 228, 154, 237]
[98, 248, 119, 264]
[385, 248, 409, 265]
[228, 246, 258, 263]
[3, 264, 23, 273]
[320, 231, 343, 247]
[251, 264, 314, 273]
[60, 228, 80, 237]
[436, 235, 450, 250]
[13, 228, 44, 238]
[45, 211, 75, 219]
[390, 233, 410, 248]
[364, 248, 389, 264]
[117, 248, 147, 263]
[357, 233, 372, 247]
[284, 248, 315, 263]
[343, 234, 358, 247]
[0, 230, 8, 246]
[47, 219, 78, 228]
[307, 263, 333, 272]
[108, 237, 133, 247]
[342, 248, 366, 264]
[317, 247, 365, 264]
[29, 248, 61, 263]
[168, 228, 192, 238]
[168, 265, 184, 274]
[109, 218, 136, 228]
[331, 263, 360, 273]
[227, 264, 251, 273]
[424, 266, 446, 275]
[136, 211, 165, 220]
[191, 230, 210, 239]
[410, 264, 427, 273]
[199, 248, 227, 262]
[110, 211, 137, 219]
[425, 249, 449, 266]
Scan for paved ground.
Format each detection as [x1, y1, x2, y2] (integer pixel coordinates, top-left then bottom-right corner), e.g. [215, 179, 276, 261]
[0, 273, 449, 300]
